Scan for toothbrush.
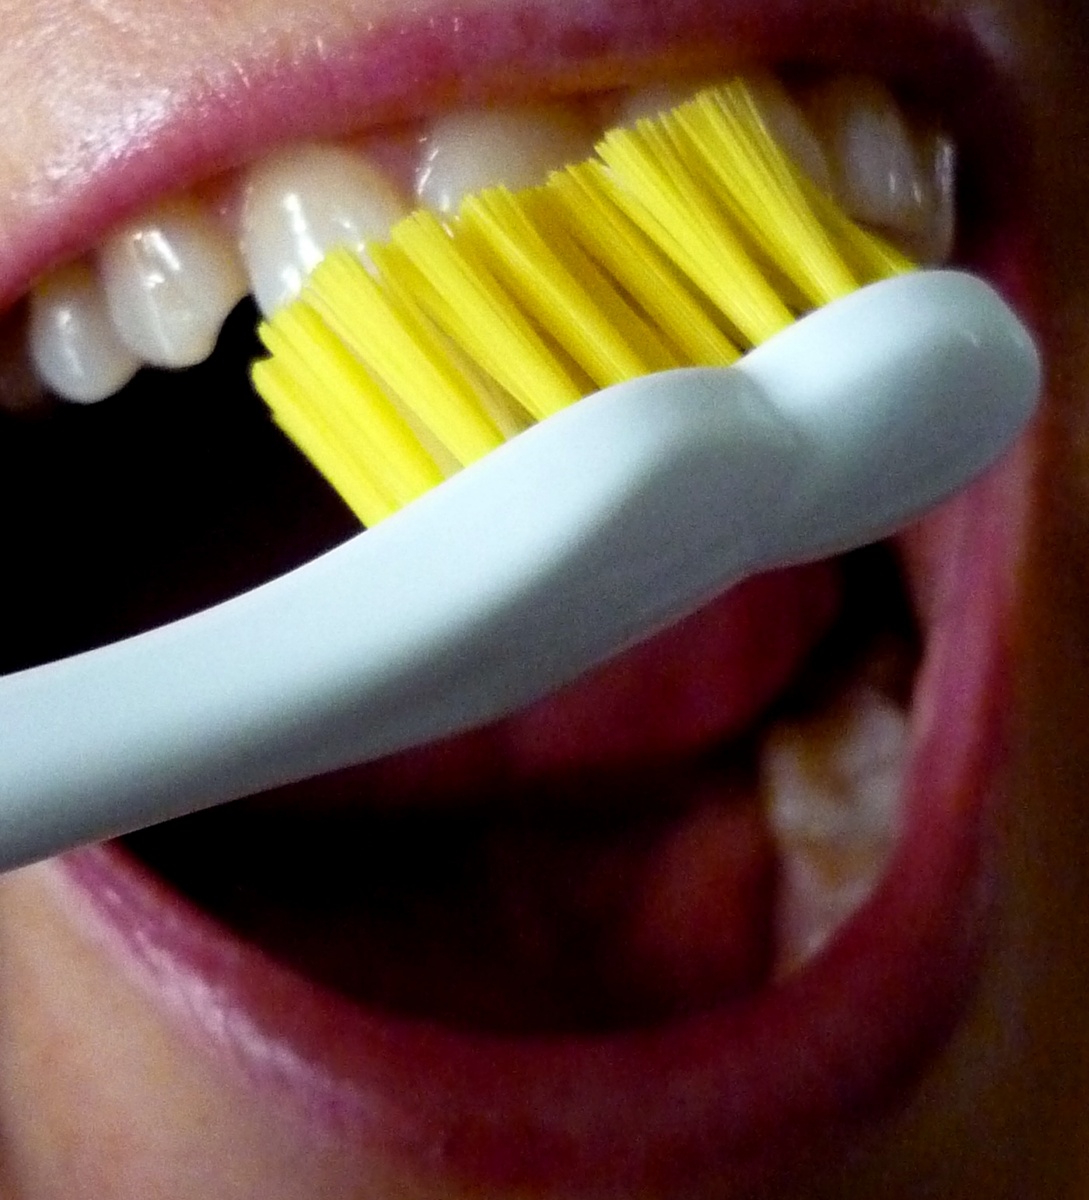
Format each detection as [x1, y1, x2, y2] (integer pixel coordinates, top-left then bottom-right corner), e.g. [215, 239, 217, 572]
[0, 88, 1040, 871]
[253, 80, 917, 529]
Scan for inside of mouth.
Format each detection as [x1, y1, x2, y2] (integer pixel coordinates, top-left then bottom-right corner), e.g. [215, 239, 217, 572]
[124, 546, 917, 1034]
[0, 67, 954, 1035]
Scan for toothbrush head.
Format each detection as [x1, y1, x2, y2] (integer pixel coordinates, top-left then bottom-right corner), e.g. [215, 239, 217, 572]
[251, 78, 913, 529]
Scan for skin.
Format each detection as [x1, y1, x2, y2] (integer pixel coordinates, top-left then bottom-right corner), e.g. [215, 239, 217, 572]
[1, 0, 1089, 1196]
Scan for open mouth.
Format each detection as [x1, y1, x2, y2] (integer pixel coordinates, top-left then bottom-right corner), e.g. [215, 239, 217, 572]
[0, 0, 1040, 1195]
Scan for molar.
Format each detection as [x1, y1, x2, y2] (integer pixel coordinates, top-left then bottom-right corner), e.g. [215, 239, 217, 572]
[98, 196, 248, 369]
[762, 682, 906, 973]
[239, 144, 409, 315]
[28, 263, 140, 403]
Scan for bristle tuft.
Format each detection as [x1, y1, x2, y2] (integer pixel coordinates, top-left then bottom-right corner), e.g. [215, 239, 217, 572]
[251, 78, 915, 527]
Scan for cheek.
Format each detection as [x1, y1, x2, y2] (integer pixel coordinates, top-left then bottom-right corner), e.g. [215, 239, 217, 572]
[0, 0, 406, 256]
[995, 5, 1089, 1179]
[0, 864, 422, 1200]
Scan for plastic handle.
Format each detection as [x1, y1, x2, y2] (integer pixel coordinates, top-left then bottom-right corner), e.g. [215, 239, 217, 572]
[0, 271, 1039, 870]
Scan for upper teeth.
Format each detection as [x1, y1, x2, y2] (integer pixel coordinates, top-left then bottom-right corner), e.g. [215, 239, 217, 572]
[99, 196, 249, 368]
[804, 75, 955, 264]
[239, 143, 411, 316]
[20, 72, 957, 408]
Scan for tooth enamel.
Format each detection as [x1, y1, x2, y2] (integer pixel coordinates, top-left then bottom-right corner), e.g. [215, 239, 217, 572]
[744, 75, 835, 197]
[762, 683, 906, 972]
[614, 82, 703, 126]
[914, 128, 956, 263]
[97, 196, 248, 369]
[415, 105, 594, 214]
[28, 263, 141, 403]
[240, 144, 409, 315]
[804, 76, 953, 262]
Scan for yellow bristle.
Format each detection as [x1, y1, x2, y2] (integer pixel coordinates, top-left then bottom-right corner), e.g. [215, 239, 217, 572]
[802, 182, 916, 281]
[253, 357, 397, 528]
[546, 162, 740, 369]
[304, 248, 505, 469]
[670, 82, 858, 307]
[383, 211, 583, 420]
[251, 78, 916, 528]
[459, 186, 658, 387]
[256, 303, 444, 518]
[594, 116, 795, 346]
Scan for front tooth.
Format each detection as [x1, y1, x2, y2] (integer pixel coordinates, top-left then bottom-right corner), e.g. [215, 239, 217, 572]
[28, 263, 140, 403]
[762, 683, 907, 973]
[98, 196, 248, 368]
[239, 144, 409, 315]
[415, 105, 594, 214]
[804, 76, 947, 258]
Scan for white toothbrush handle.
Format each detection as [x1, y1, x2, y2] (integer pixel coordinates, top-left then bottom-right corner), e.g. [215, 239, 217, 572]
[0, 271, 1038, 870]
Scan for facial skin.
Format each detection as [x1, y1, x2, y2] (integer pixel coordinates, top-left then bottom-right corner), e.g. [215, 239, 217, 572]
[0, 0, 1089, 1197]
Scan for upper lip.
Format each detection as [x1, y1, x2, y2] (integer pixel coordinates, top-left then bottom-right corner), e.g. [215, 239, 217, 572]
[0, 0, 1031, 311]
[21, 0, 1042, 1193]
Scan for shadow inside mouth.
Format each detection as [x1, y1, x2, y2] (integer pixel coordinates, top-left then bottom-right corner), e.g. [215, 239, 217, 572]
[123, 551, 917, 1037]
[0, 299, 358, 672]
[126, 761, 780, 1035]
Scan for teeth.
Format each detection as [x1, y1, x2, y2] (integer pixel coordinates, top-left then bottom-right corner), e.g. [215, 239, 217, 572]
[915, 128, 956, 264]
[415, 105, 594, 214]
[610, 82, 703, 128]
[761, 682, 907, 973]
[98, 196, 248, 368]
[20, 74, 956, 408]
[239, 144, 409, 315]
[28, 263, 140, 403]
[803, 76, 954, 261]
[743, 74, 835, 197]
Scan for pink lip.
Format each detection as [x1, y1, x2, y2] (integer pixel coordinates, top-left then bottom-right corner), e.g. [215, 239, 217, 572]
[0, 0, 1028, 311]
[37, 0, 1042, 1193]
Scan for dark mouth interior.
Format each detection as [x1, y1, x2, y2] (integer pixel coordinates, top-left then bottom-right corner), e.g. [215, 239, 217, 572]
[122, 541, 916, 1034]
[0, 285, 922, 1036]
[0, 298, 357, 673]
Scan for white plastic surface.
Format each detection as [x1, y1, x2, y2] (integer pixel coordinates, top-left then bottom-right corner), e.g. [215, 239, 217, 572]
[0, 270, 1039, 870]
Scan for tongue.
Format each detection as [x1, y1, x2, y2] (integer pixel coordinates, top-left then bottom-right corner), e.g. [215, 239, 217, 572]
[137, 561, 843, 1031]
[137, 766, 779, 1032]
[508, 561, 842, 775]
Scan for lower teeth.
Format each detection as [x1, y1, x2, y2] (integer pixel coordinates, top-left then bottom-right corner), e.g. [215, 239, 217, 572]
[764, 679, 907, 973]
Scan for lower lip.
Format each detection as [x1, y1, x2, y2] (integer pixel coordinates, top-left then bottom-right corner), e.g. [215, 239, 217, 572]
[51, 429, 1027, 1195]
